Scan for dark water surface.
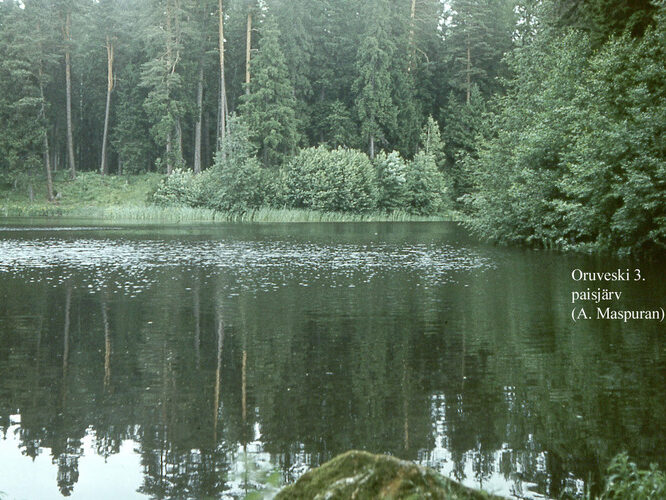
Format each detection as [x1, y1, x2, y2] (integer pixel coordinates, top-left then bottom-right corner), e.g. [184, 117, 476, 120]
[0, 219, 663, 499]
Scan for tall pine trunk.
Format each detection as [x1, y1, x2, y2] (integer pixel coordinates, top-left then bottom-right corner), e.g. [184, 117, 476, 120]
[64, 12, 76, 179]
[176, 116, 183, 163]
[194, 63, 204, 174]
[39, 70, 54, 201]
[245, 10, 252, 94]
[217, 0, 227, 149]
[100, 36, 114, 175]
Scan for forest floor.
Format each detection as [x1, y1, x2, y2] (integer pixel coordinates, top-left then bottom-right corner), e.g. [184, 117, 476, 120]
[0, 172, 456, 222]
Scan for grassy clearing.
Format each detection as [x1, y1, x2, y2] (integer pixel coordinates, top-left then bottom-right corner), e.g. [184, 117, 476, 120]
[0, 172, 457, 222]
[0, 171, 163, 217]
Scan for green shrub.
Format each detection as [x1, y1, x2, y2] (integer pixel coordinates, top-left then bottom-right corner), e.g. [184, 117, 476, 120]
[152, 168, 203, 206]
[206, 155, 267, 213]
[284, 146, 378, 213]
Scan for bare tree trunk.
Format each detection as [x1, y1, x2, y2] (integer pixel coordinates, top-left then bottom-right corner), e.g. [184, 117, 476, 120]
[176, 116, 183, 165]
[100, 36, 114, 175]
[204, 113, 210, 168]
[245, 10, 252, 94]
[194, 63, 204, 174]
[64, 12, 76, 179]
[217, 0, 227, 149]
[165, 0, 178, 174]
[37, 22, 55, 201]
[54, 124, 59, 172]
[39, 75, 54, 201]
[369, 135, 375, 159]
[166, 129, 173, 175]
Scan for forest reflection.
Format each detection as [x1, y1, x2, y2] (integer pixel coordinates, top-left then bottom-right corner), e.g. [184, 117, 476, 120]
[0, 224, 664, 499]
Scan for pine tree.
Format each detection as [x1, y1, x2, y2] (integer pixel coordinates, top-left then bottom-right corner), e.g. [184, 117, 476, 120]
[445, 0, 514, 103]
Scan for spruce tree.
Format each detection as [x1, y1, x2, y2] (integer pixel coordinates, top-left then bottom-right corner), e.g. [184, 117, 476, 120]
[0, 1, 45, 193]
[352, 0, 396, 159]
[140, 0, 187, 174]
[419, 116, 446, 171]
[239, 14, 299, 167]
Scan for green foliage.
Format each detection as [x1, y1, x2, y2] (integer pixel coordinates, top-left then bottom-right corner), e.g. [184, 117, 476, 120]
[0, 171, 162, 215]
[0, 1, 45, 180]
[406, 152, 448, 216]
[440, 87, 488, 201]
[601, 453, 666, 500]
[204, 114, 266, 213]
[445, 0, 515, 100]
[419, 115, 446, 171]
[152, 168, 202, 206]
[206, 156, 266, 213]
[0, 0, 662, 256]
[374, 151, 408, 212]
[283, 146, 378, 213]
[239, 14, 300, 167]
[465, 8, 666, 255]
[552, 0, 658, 46]
[353, 0, 396, 156]
[325, 100, 358, 149]
[112, 62, 156, 173]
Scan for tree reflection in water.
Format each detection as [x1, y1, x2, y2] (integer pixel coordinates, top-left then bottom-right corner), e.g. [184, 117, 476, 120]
[0, 223, 663, 498]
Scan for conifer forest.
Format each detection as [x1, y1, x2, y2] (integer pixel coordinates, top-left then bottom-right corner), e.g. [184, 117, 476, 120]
[0, 0, 664, 255]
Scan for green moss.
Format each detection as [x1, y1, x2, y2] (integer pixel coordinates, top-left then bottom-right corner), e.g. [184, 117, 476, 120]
[275, 450, 505, 500]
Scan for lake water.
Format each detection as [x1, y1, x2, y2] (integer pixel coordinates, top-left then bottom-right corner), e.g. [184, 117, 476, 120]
[0, 220, 663, 499]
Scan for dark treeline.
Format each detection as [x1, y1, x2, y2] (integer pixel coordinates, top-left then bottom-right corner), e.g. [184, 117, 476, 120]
[0, 0, 663, 254]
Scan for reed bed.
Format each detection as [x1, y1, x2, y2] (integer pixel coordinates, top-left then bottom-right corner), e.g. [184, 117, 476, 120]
[2, 202, 457, 223]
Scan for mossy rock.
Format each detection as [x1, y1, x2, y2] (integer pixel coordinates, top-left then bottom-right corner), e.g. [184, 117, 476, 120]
[275, 450, 505, 499]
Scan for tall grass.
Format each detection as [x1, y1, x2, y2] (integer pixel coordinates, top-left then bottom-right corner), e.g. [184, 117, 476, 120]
[236, 207, 455, 222]
[1, 202, 456, 223]
[100, 205, 456, 223]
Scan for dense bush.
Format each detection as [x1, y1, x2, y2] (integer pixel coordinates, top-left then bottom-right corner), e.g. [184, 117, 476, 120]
[153, 168, 203, 207]
[206, 156, 267, 213]
[283, 146, 378, 213]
